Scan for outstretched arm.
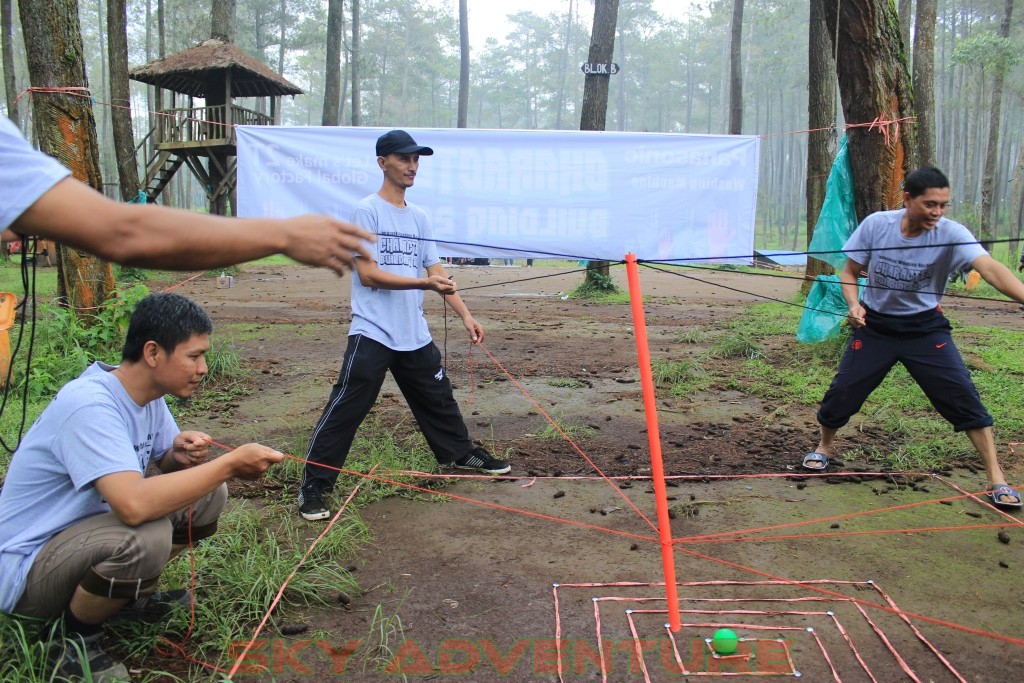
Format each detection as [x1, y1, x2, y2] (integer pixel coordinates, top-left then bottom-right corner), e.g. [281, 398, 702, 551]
[6, 178, 374, 275]
[972, 254, 1024, 303]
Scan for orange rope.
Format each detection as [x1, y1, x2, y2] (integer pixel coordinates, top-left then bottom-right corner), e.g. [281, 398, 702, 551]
[478, 341, 658, 532]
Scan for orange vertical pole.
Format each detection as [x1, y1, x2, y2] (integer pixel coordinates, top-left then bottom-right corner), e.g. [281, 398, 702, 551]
[624, 253, 681, 632]
[0, 292, 16, 388]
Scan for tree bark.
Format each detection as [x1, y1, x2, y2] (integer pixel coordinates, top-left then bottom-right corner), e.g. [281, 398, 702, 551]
[897, 0, 913, 52]
[457, 0, 469, 128]
[804, 0, 838, 286]
[728, 0, 744, 134]
[322, 0, 343, 125]
[912, 0, 937, 166]
[555, 0, 574, 129]
[579, 0, 619, 133]
[979, 0, 1014, 250]
[350, 0, 360, 126]
[822, 0, 918, 222]
[1008, 143, 1024, 263]
[580, 0, 619, 284]
[18, 0, 116, 313]
[211, 0, 236, 42]
[108, 0, 141, 202]
[278, 0, 287, 74]
[1, 0, 18, 123]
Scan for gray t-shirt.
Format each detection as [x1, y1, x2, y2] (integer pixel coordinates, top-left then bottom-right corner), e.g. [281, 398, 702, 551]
[348, 193, 441, 351]
[843, 209, 986, 316]
[0, 117, 70, 233]
[0, 362, 177, 613]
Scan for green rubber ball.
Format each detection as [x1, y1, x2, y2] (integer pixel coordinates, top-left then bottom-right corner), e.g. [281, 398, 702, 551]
[711, 628, 738, 655]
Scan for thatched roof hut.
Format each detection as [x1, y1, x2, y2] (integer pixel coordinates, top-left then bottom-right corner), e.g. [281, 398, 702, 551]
[129, 37, 302, 99]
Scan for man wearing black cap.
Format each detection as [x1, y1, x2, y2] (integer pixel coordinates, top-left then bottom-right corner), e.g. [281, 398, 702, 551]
[298, 130, 511, 521]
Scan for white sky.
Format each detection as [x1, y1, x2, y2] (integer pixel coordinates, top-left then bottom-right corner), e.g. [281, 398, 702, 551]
[460, 0, 696, 50]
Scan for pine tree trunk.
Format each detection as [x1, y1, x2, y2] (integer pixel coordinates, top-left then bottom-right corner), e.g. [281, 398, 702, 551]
[108, 0, 141, 202]
[1008, 144, 1024, 263]
[1, 0, 18, 123]
[912, 0, 937, 166]
[322, 0, 343, 125]
[211, 0, 236, 41]
[278, 0, 287, 74]
[18, 0, 116, 314]
[979, 0, 1014, 250]
[804, 0, 838, 287]
[457, 0, 469, 128]
[349, 0, 361, 126]
[580, 0, 619, 283]
[728, 0, 744, 134]
[822, 0, 918, 221]
[555, 0, 574, 129]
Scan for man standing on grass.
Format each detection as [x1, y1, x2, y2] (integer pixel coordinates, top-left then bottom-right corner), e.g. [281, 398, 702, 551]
[298, 130, 510, 522]
[801, 167, 1024, 510]
[0, 292, 284, 681]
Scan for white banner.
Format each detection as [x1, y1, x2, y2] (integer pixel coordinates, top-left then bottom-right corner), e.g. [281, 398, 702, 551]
[237, 126, 760, 262]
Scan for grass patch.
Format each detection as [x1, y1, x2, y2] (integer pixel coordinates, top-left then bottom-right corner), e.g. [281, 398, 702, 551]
[547, 378, 588, 389]
[532, 417, 595, 440]
[0, 258, 59, 296]
[673, 327, 714, 344]
[108, 499, 365, 675]
[358, 595, 410, 673]
[651, 357, 712, 396]
[265, 410, 441, 504]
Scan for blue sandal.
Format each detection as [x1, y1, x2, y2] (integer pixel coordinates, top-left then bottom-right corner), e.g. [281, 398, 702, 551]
[989, 484, 1023, 509]
[802, 452, 829, 471]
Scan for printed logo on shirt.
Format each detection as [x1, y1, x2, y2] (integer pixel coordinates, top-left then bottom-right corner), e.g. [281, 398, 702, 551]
[872, 255, 935, 293]
[132, 432, 155, 469]
[378, 235, 420, 268]
[851, 340, 863, 351]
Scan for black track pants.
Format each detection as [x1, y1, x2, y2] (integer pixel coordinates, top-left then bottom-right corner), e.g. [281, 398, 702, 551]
[301, 335, 473, 490]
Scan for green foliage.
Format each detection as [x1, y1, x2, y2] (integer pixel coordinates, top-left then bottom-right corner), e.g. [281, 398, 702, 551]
[116, 265, 151, 283]
[570, 270, 620, 298]
[951, 33, 1020, 75]
[115, 500, 365, 670]
[14, 284, 151, 401]
[0, 615, 188, 683]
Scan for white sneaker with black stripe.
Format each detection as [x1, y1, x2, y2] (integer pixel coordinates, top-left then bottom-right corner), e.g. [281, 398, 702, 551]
[452, 447, 511, 475]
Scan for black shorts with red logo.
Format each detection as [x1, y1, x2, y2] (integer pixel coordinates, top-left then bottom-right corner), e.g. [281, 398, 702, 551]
[817, 306, 993, 432]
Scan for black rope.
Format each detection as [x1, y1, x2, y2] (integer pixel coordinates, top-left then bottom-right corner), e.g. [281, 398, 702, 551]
[0, 240, 40, 454]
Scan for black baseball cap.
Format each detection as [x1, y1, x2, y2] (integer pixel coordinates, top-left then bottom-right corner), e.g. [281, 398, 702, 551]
[375, 129, 434, 157]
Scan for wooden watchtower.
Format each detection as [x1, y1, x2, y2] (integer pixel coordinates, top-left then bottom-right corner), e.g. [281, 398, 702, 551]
[129, 37, 303, 215]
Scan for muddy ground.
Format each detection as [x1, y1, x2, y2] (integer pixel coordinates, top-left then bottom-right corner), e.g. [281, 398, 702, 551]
[152, 263, 1023, 682]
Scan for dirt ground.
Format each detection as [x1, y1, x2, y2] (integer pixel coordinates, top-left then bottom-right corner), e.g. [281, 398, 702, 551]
[155, 263, 1024, 682]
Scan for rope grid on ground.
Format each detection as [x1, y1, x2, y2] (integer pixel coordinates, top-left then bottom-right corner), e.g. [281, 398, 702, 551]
[168, 324, 1024, 677]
